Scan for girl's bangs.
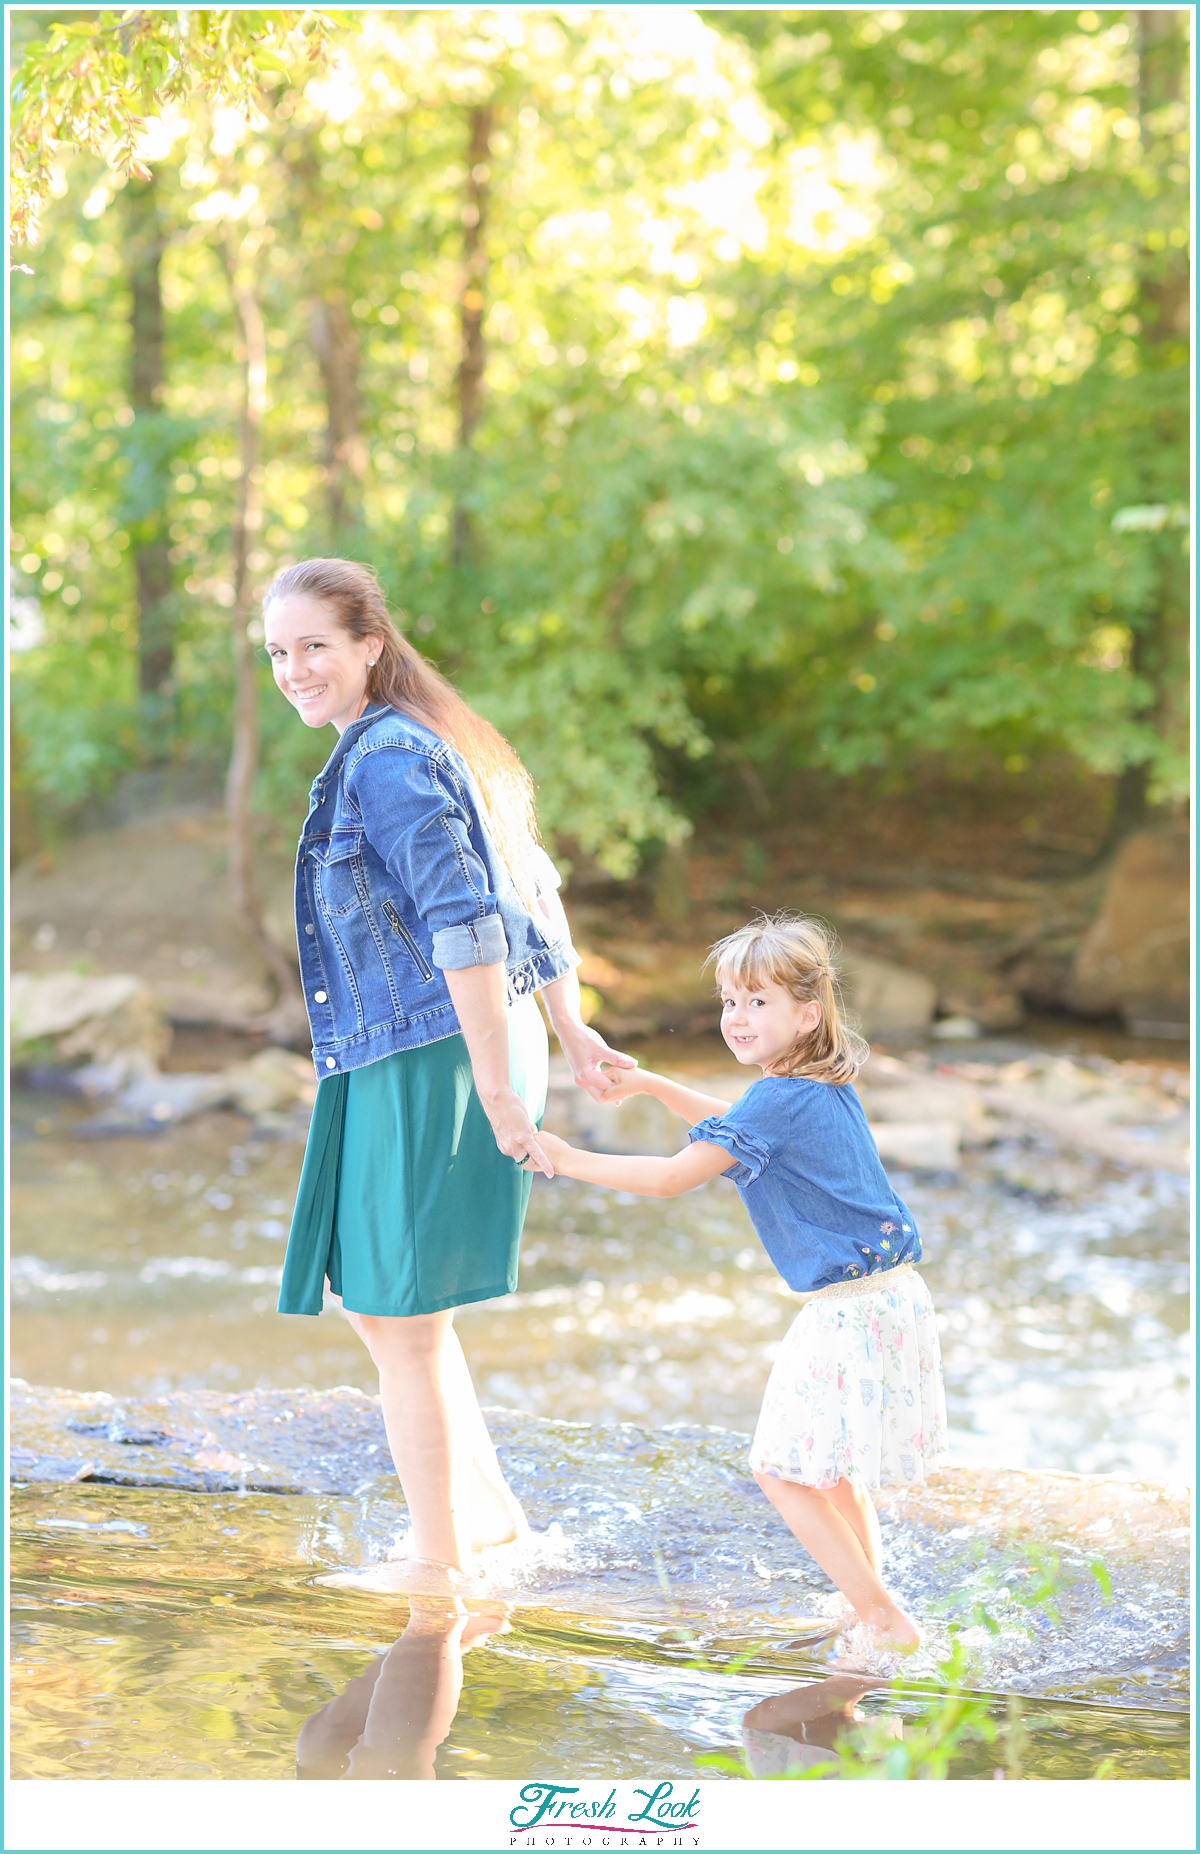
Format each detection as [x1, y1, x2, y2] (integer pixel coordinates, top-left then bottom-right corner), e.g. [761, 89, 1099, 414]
[713, 935, 796, 992]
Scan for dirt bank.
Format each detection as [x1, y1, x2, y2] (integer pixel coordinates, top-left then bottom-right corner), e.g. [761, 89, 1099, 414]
[10, 800, 1188, 1047]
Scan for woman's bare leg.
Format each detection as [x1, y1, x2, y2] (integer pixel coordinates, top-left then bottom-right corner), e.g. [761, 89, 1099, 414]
[439, 1327, 531, 1551]
[346, 1309, 474, 1570]
[755, 1471, 918, 1648]
[344, 1309, 528, 1564]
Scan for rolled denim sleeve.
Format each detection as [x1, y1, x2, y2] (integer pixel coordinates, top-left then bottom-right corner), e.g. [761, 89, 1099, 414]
[347, 744, 509, 970]
[431, 915, 509, 969]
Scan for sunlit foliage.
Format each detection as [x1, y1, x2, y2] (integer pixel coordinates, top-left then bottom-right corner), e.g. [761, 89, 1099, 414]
[10, 8, 1189, 868]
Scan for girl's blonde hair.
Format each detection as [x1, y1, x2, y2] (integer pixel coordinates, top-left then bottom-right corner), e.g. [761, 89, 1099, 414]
[709, 913, 869, 1084]
[264, 557, 540, 902]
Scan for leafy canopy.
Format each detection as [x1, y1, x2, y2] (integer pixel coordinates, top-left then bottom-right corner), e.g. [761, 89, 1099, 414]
[10, 8, 1189, 869]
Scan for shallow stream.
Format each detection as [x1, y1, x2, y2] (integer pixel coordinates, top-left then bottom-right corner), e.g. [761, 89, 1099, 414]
[9, 1031, 1191, 1781]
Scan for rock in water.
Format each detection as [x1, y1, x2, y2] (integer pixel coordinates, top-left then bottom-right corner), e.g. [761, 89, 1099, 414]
[838, 951, 937, 1038]
[10, 971, 171, 1082]
[223, 1047, 319, 1117]
[1068, 831, 1189, 1036]
[870, 1120, 961, 1172]
[73, 1046, 319, 1136]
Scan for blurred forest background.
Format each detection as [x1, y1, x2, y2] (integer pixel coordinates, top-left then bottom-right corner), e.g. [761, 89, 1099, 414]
[8, 6, 1191, 1043]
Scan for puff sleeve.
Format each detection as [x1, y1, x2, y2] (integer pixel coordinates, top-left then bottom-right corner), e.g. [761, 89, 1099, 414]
[687, 1118, 767, 1183]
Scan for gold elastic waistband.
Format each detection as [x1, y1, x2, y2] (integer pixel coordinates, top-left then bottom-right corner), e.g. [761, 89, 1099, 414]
[799, 1260, 916, 1305]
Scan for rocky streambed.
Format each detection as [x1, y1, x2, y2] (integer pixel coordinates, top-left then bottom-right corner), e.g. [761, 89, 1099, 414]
[10, 1016, 1190, 1781]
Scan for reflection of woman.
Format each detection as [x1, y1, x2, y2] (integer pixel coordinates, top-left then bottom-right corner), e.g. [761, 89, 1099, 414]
[297, 1598, 509, 1779]
[741, 1675, 893, 1779]
[268, 558, 633, 1583]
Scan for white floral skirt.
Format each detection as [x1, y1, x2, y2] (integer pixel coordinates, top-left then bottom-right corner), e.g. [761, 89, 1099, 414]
[750, 1263, 948, 1491]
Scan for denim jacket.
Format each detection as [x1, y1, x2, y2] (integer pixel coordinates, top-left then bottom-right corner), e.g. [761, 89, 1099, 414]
[688, 1076, 921, 1294]
[295, 704, 578, 1076]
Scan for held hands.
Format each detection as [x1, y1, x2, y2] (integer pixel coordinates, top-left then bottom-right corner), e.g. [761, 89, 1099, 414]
[590, 1064, 648, 1107]
[558, 1021, 639, 1100]
[482, 1088, 554, 1179]
[523, 1129, 575, 1175]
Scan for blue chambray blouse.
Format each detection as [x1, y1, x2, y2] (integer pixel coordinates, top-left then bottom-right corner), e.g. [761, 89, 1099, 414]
[688, 1076, 921, 1294]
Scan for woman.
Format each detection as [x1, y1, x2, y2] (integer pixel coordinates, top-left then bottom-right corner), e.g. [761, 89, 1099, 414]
[267, 557, 633, 1588]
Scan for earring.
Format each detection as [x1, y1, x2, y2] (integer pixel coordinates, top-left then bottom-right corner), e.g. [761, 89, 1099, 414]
[367, 659, 376, 667]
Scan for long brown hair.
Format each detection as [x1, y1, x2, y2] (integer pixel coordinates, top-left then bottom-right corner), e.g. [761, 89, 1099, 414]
[709, 913, 869, 1084]
[263, 558, 540, 897]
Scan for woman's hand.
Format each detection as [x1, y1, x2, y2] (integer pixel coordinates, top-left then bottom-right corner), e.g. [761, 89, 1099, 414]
[481, 1086, 554, 1179]
[440, 965, 554, 1174]
[565, 1025, 638, 1100]
[553, 1016, 639, 1102]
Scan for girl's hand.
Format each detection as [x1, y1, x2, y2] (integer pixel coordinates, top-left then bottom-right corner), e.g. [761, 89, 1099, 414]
[524, 1129, 574, 1173]
[481, 1088, 553, 1178]
[594, 1065, 648, 1106]
[556, 1020, 638, 1102]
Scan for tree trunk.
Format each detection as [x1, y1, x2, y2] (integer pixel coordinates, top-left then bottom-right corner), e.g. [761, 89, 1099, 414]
[219, 232, 304, 1027]
[1136, 10, 1190, 346]
[452, 104, 493, 568]
[1099, 10, 1189, 854]
[309, 294, 365, 543]
[126, 174, 174, 697]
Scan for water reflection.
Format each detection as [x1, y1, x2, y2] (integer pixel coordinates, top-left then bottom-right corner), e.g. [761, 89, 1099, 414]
[742, 1676, 897, 1779]
[296, 1598, 510, 1780]
[9, 1480, 1190, 1780]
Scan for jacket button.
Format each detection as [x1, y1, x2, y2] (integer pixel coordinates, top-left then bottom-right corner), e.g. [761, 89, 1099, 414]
[305, 924, 315, 935]
[325, 1057, 336, 1069]
[314, 991, 327, 1003]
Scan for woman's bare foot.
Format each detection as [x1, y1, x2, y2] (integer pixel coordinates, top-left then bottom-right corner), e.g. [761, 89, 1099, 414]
[466, 1456, 533, 1554]
[470, 1513, 530, 1554]
[318, 1558, 486, 1598]
[459, 1601, 512, 1649]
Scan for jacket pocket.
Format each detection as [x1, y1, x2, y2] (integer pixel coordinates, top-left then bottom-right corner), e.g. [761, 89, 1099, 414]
[312, 830, 365, 918]
[382, 899, 434, 981]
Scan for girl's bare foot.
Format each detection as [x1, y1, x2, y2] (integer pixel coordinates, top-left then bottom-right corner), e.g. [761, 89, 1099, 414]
[855, 1596, 920, 1653]
[778, 1613, 851, 1636]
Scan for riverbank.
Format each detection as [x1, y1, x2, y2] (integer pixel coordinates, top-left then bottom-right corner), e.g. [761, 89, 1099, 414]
[10, 799, 1190, 1047]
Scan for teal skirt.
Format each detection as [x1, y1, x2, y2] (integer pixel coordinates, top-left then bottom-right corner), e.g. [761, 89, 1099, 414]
[278, 996, 549, 1318]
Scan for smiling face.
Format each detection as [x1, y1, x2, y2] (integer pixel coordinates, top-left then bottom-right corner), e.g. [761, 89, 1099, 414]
[718, 971, 823, 1073]
[264, 592, 384, 733]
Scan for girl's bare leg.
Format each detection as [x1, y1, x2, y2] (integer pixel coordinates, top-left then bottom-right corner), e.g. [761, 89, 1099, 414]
[823, 1477, 884, 1578]
[755, 1471, 918, 1648]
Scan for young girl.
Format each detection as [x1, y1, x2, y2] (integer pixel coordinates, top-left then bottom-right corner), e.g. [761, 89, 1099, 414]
[532, 914, 948, 1649]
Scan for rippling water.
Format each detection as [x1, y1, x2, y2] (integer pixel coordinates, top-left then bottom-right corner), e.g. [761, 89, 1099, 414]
[8, 1041, 1191, 1781]
[10, 1398, 1190, 1780]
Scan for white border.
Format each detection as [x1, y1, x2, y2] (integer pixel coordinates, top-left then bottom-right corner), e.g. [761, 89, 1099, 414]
[4, 6, 1196, 1853]
[2, 1775, 1199, 1852]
